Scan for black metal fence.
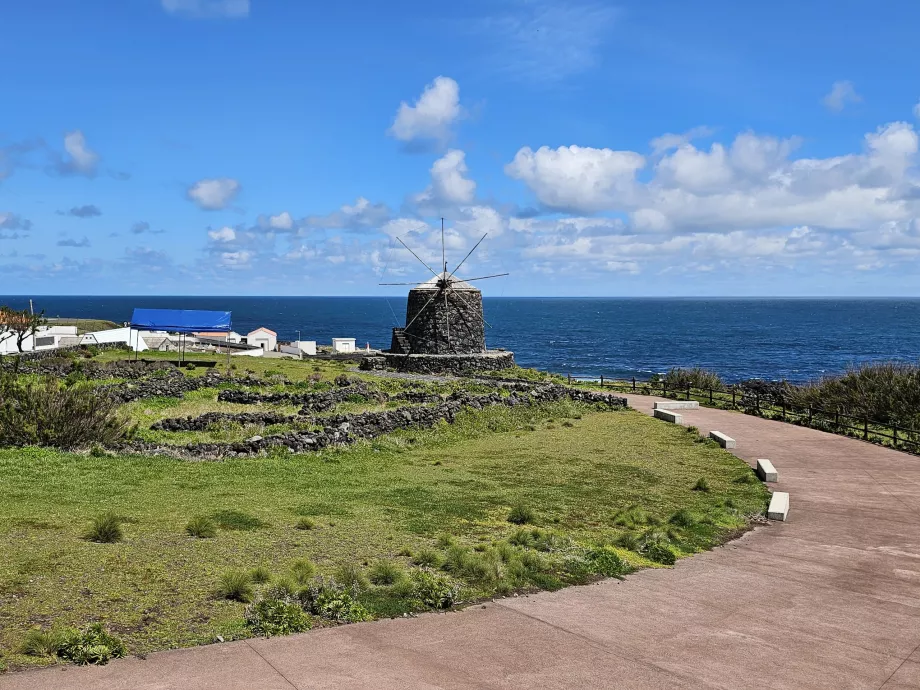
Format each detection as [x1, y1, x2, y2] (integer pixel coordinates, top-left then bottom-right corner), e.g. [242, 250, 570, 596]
[560, 373, 920, 455]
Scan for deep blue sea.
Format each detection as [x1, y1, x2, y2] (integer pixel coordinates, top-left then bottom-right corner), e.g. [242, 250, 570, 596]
[2, 296, 918, 383]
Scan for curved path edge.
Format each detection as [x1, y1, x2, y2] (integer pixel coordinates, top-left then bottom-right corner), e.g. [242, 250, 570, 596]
[3, 394, 920, 689]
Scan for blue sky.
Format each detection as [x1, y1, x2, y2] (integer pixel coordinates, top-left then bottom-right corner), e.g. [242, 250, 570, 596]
[3, 0, 920, 296]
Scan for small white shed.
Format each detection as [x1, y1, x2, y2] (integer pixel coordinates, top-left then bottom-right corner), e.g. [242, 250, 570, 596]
[247, 327, 277, 352]
[331, 337, 356, 354]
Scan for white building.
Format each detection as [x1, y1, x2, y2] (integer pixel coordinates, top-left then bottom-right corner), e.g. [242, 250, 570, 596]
[332, 337, 356, 354]
[280, 340, 317, 357]
[82, 327, 149, 352]
[246, 327, 277, 352]
[194, 331, 242, 343]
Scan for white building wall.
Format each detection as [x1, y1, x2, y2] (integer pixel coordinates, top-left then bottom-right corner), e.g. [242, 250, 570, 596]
[332, 338, 356, 353]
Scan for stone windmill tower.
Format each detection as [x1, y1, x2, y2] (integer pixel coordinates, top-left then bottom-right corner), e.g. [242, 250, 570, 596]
[382, 221, 506, 355]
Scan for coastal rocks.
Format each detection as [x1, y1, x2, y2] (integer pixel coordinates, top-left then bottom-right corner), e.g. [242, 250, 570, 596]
[359, 351, 515, 375]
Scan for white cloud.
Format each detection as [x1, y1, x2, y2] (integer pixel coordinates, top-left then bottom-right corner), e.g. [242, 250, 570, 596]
[388, 77, 461, 144]
[326, 255, 346, 264]
[605, 260, 640, 274]
[305, 197, 390, 231]
[650, 126, 715, 156]
[381, 218, 431, 239]
[208, 226, 236, 242]
[414, 149, 476, 207]
[505, 145, 646, 212]
[56, 130, 99, 177]
[823, 80, 862, 112]
[187, 178, 241, 210]
[268, 211, 294, 230]
[161, 0, 249, 18]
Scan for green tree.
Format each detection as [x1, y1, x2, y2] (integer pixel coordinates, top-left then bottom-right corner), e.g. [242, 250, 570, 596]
[0, 306, 46, 352]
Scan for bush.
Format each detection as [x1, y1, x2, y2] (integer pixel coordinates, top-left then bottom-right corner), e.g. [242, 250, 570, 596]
[692, 477, 710, 492]
[54, 624, 126, 666]
[573, 546, 630, 579]
[409, 569, 458, 609]
[20, 628, 64, 657]
[302, 579, 371, 622]
[217, 570, 254, 602]
[508, 527, 566, 552]
[294, 517, 315, 530]
[662, 367, 723, 392]
[186, 515, 216, 538]
[84, 512, 123, 543]
[669, 509, 695, 528]
[244, 589, 312, 637]
[0, 372, 135, 449]
[641, 531, 676, 565]
[368, 560, 405, 586]
[507, 504, 536, 525]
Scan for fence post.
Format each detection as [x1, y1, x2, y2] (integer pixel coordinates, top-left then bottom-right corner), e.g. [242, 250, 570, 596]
[600, 375, 604, 387]
[632, 377, 636, 391]
[709, 388, 713, 404]
[568, 373, 571, 384]
[663, 381, 667, 397]
[864, 417, 869, 440]
[686, 384, 691, 401]
[893, 425, 898, 446]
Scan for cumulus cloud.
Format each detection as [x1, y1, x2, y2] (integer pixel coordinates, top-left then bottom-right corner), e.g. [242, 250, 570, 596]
[649, 126, 716, 156]
[161, 0, 249, 18]
[505, 145, 646, 213]
[57, 237, 91, 248]
[823, 80, 862, 112]
[0, 213, 32, 231]
[413, 149, 477, 207]
[388, 76, 461, 145]
[208, 226, 236, 242]
[61, 204, 102, 218]
[53, 131, 100, 177]
[187, 178, 241, 210]
[219, 250, 252, 268]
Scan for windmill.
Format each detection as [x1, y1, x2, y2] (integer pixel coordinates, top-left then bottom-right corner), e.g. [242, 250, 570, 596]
[380, 219, 507, 355]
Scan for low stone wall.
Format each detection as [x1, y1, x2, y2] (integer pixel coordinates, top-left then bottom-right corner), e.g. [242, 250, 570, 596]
[128, 383, 627, 459]
[151, 410, 296, 432]
[217, 383, 383, 411]
[359, 351, 515, 375]
[0, 342, 128, 368]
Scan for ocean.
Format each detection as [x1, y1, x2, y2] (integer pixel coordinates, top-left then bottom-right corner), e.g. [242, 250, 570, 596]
[1, 296, 918, 383]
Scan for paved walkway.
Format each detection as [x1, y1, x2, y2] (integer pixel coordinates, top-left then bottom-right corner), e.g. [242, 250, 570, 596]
[4, 396, 920, 689]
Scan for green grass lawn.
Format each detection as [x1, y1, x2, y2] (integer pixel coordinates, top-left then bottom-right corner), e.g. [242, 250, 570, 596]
[0, 392, 769, 671]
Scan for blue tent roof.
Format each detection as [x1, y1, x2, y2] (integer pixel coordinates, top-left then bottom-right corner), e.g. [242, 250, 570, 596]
[130, 308, 232, 334]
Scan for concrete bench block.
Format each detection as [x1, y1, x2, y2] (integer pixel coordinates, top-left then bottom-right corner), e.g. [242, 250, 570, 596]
[767, 491, 790, 521]
[653, 400, 700, 410]
[653, 408, 683, 424]
[756, 458, 778, 483]
[709, 431, 736, 449]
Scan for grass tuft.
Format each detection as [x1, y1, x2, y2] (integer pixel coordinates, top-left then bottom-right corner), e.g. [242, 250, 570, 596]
[185, 515, 217, 538]
[289, 558, 316, 586]
[507, 504, 536, 525]
[368, 560, 405, 586]
[217, 569, 254, 602]
[249, 566, 272, 584]
[692, 477, 710, 492]
[294, 517, 315, 530]
[84, 512, 123, 543]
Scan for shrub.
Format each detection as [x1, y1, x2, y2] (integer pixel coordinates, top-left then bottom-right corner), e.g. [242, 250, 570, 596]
[249, 566, 272, 584]
[302, 579, 371, 622]
[412, 548, 443, 568]
[663, 367, 724, 392]
[186, 515, 217, 538]
[289, 558, 316, 586]
[368, 560, 405, 586]
[507, 504, 536, 525]
[185, 363, 196, 371]
[217, 569, 254, 602]
[333, 563, 368, 591]
[585, 547, 629, 578]
[508, 527, 565, 552]
[244, 589, 312, 637]
[615, 532, 640, 551]
[692, 477, 710, 492]
[294, 517, 315, 530]
[212, 509, 267, 531]
[56, 624, 126, 666]
[409, 569, 458, 609]
[0, 372, 135, 449]
[436, 534, 456, 549]
[84, 512, 123, 543]
[641, 531, 677, 565]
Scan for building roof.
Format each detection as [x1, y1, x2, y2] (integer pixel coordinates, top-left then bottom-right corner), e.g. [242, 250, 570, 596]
[248, 327, 277, 336]
[195, 331, 238, 338]
[412, 272, 479, 291]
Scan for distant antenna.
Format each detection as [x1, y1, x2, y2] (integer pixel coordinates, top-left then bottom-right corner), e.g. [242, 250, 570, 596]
[441, 217, 446, 273]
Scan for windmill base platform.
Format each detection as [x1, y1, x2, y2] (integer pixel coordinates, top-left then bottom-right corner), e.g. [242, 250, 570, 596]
[359, 350, 515, 376]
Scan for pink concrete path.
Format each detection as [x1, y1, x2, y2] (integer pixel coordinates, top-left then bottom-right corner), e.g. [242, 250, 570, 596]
[4, 395, 920, 689]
